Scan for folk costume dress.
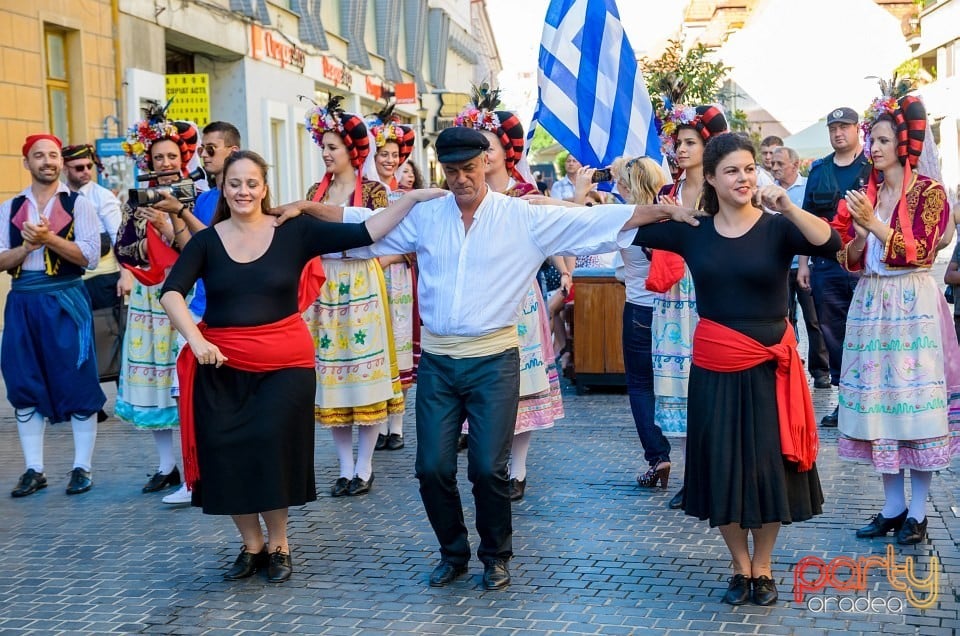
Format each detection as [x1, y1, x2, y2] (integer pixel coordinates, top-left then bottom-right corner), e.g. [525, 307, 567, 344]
[380, 187, 418, 389]
[304, 179, 405, 428]
[836, 175, 960, 472]
[634, 212, 840, 527]
[162, 216, 374, 514]
[651, 181, 699, 437]
[114, 203, 184, 430]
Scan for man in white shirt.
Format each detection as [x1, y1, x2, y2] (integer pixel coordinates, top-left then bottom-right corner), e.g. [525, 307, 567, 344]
[62, 144, 122, 310]
[771, 146, 830, 388]
[279, 127, 696, 590]
[0, 134, 105, 498]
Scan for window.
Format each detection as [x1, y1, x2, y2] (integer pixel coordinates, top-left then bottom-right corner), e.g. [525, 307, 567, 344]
[44, 28, 70, 142]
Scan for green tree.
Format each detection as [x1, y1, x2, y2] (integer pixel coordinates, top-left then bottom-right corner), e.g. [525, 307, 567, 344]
[640, 39, 730, 115]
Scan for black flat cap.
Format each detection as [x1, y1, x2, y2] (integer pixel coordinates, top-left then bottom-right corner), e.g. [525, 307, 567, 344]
[826, 107, 858, 126]
[436, 127, 490, 163]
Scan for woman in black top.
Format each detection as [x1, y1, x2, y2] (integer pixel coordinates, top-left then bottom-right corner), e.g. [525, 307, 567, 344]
[632, 134, 841, 606]
[160, 151, 441, 582]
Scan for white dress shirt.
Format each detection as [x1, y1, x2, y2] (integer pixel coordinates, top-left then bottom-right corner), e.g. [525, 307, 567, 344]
[344, 191, 637, 337]
[0, 183, 101, 271]
[77, 181, 122, 243]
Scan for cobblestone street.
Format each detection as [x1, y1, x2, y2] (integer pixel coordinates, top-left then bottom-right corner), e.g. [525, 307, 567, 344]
[1, 372, 959, 635]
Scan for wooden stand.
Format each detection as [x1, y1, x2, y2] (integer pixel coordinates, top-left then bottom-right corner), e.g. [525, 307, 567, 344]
[571, 268, 626, 394]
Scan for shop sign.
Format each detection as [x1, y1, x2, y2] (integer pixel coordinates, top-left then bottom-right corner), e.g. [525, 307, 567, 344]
[250, 24, 306, 71]
[364, 76, 390, 101]
[165, 73, 210, 127]
[321, 56, 353, 90]
[394, 82, 417, 105]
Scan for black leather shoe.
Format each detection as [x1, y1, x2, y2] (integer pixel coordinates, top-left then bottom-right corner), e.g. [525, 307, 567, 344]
[66, 468, 92, 495]
[347, 473, 374, 496]
[896, 516, 928, 545]
[375, 433, 388, 451]
[457, 433, 468, 452]
[11, 469, 47, 497]
[509, 478, 526, 501]
[429, 560, 468, 587]
[330, 477, 350, 497]
[722, 574, 751, 605]
[820, 406, 839, 428]
[482, 560, 511, 590]
[142, 466, 182, 493]
[267, 548, 293, 583]
[386, 433, 404, 450]
[668, 486, 684, 510]
[813, 375, 832, 389]
[223, 546, 268, 580]
[856, 509, 907, 538]
[97, 409, 109, 423]
[751, 575, 778, 605]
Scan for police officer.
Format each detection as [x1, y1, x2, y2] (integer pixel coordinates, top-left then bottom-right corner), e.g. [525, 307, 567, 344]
[797, 107, 871, 427]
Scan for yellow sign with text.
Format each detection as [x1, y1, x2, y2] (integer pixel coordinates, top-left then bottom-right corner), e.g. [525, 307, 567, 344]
[165, 74, 210, 128]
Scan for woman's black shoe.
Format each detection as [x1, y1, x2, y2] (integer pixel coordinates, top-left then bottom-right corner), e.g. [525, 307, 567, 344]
[267, 548, 293, 583]
[509, 478, 526, 501]
[375, 433, 388, 451]
[386, 433, 404, 450]
[722, 574, 751, 605]
[668, 486, 684, 509]
[330, 477, 350, 497]
[896, 516, 928, 545]
[856, 509, 907, 538]
[751, 575, 778, 606]
[637, 462, 671, 489]
[223, 546, 267, 580]
[348, 473, 374, 496]
[141, 466, 182, 493]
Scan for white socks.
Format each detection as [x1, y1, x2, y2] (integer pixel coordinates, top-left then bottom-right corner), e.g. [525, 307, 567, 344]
[880, 470, 906, 518]
[16, 408, 45, 473]
[387, 412, 403, 437]
[331, 426, 355, 479]
[153, 429, 177, 474]
[509, 431, 531, 482]
[908, 470, 932, 522]
[355, 425, 379, 481]
[70, 413, 97, 472]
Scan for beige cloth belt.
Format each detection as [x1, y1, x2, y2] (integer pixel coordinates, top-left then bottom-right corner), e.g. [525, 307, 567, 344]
[421, 325, 518, 359]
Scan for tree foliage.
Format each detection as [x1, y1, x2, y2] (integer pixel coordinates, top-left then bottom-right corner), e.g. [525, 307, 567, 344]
[640, 40, 730, 115]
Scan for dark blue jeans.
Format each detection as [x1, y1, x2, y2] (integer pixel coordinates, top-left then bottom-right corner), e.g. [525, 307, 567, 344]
[622, 302, 670, 467]
[810, 257, 859, 386]
[415, 348, 519, 565]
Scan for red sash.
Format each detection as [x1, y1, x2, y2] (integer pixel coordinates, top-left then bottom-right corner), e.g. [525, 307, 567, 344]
[122, 224, 179, 286]
[645, 181, 686, 292]
[692, 318, 818, 472]
[177, 313, 316, 489]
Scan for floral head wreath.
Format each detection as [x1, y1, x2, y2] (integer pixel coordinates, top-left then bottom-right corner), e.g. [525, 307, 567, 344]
[654, 75, 727, 164]
[366, 102, 416, 166]
[121, 99, 198, 172]
[305, 95, 371, 170]
[861, 75, 925, 168]
[454, 83, 528, 182]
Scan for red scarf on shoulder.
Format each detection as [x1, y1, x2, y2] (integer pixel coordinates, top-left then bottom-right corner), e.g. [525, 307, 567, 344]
[692, 318, 818, 472]
[645, 181, 686, 292]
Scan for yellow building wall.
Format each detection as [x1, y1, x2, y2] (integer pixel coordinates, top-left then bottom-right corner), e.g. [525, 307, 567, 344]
[0, 0, 118, 326]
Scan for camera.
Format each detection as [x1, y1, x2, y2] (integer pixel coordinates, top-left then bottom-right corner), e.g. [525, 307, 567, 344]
[591, 168, 613, 183]
[128, 168, 204, 207]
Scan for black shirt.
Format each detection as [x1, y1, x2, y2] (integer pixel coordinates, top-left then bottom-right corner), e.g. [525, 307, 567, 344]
[162, 215, 372, 327]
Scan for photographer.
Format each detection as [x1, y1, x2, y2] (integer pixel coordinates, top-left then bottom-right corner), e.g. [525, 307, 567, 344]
[115, 106, 200, 497]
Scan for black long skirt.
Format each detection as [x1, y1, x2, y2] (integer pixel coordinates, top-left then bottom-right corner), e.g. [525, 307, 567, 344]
[683, 319, 823, 528]
[190, 365, 317, 515]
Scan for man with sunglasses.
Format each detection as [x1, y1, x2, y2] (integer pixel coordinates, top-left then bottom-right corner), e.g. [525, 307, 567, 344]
[159, 121, 240, 505]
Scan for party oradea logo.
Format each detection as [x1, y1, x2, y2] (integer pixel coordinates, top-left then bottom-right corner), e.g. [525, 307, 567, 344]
[794, 545, 939, 613]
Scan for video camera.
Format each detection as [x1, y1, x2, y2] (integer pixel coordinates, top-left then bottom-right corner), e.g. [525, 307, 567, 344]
[128, 167, 206, 208]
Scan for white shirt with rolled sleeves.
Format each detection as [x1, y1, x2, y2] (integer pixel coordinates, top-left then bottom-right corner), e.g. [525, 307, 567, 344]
[343, 190, 638, 337]
[0, 183, 101, 271]
[77, 181, 121, 244]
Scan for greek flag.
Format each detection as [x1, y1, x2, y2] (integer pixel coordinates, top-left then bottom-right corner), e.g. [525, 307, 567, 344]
[531, 0, 661, 167]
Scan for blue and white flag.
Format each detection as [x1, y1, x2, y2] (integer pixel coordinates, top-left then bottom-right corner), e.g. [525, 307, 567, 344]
[530, 0, 661, 167]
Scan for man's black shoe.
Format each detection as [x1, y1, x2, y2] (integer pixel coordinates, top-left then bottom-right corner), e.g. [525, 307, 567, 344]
[65, 468, 92, 495]
[429, 560, 468, 587]
[482, 560, 510, 590]
[820, 406, 839, 428]
[813, 375, 832, 389]
[11, 469, 47, 497]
